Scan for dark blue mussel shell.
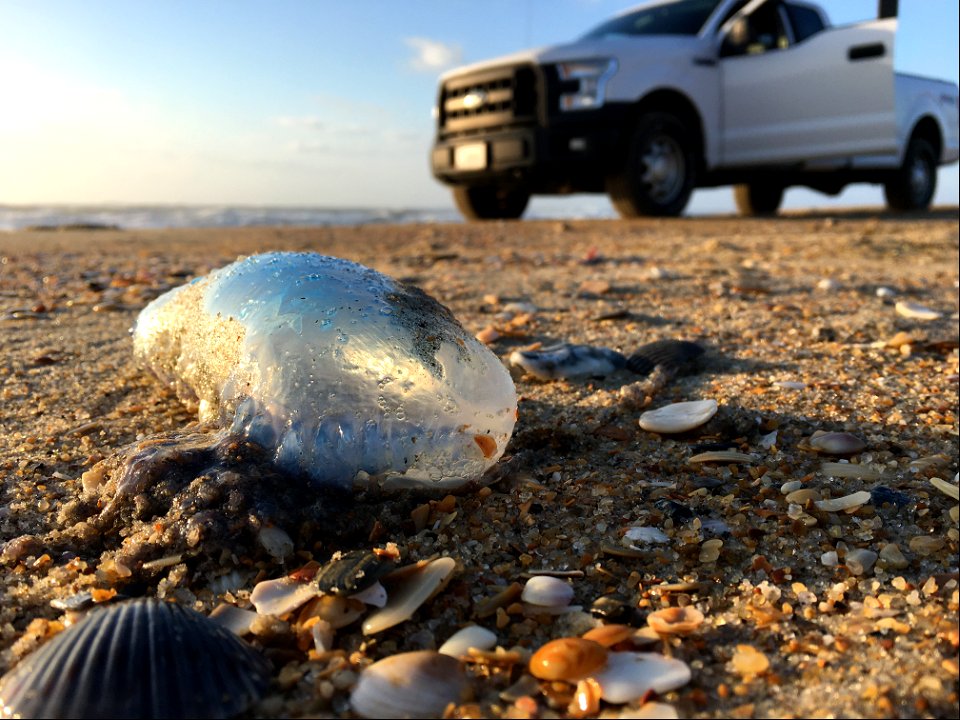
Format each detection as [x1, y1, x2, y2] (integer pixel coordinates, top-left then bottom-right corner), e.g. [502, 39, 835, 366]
[0, 598, 270, 719]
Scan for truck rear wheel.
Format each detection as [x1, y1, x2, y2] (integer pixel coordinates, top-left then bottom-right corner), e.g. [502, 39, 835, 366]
[733, 183, 784, 216]
[607, 112, 696, 218]
[452, 186, 530, 221]
[884, 136, 936, 212]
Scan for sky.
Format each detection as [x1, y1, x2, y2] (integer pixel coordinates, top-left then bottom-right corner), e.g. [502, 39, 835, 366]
[0, 0, 957, 217]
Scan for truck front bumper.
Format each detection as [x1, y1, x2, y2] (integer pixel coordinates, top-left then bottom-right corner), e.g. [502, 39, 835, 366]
[430, 106, 628, 193]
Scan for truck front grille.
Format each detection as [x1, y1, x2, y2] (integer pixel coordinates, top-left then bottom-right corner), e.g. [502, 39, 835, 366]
[438, 65, 538, 136]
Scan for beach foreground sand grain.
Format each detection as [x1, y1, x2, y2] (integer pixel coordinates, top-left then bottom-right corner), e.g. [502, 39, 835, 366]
[1, 210, 957, 718]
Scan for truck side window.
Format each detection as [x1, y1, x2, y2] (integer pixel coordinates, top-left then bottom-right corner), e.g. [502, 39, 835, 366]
[783, 2, 826, 43]
[721, 1, 789, 57]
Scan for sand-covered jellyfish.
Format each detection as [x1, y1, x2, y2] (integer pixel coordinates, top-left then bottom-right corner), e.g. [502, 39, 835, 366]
[131, 252, 517, 490]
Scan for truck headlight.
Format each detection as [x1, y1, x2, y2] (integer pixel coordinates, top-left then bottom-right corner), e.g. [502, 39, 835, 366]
[557, 58, 617, 111]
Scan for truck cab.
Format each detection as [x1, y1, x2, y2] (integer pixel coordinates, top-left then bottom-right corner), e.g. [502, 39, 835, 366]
[430, 0, 959, 219]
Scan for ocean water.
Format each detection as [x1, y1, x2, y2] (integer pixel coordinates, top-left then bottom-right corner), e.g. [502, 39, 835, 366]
[0, 204, 467, 232]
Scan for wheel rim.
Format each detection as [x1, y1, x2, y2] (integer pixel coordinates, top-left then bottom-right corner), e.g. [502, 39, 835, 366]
[908, 153, 933, 203]
[640, 133, 685, 203]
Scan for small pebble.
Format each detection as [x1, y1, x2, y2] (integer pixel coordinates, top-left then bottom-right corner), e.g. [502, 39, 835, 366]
[845, 548, 878, 575]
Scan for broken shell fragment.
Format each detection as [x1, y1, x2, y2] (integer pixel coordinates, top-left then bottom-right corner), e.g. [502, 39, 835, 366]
[362, 556, 456, 635]
[646, 606, 705, 635]
[0, 598, 269, 719]
[349, 650, 467, 719]
[438, 625, 498, 657]
[809, 431, 866, 455]
[250, 575, 319, 616]
[814, 491, 872, 512]
[688, 450, 754, 464]
[528, 638, 608, 681]
[521, 575, 575, 608]
[895, 300, 941, 320]
[638, 399, 717, 434]
[591, 652, 692, 704]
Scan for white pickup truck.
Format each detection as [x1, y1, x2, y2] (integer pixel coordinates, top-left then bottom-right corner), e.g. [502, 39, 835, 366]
[430, 0, 959, 219]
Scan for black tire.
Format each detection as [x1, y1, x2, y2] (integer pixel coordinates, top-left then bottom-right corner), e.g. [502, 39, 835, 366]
[733, 183, 784, 216]
[607, 112, 696, 218]
[884, 136, 937, 212]
[452, 186, 530, 221]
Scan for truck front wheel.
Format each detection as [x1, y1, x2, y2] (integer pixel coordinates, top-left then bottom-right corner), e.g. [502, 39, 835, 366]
[884, 136, 937, 212]
[607, 112, 696, 218]
[452, 186, 530, 221]
[733, 183, 784, 216]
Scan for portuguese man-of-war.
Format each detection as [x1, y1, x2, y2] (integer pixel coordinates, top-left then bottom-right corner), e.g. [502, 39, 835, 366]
[131, 252, 518, 490]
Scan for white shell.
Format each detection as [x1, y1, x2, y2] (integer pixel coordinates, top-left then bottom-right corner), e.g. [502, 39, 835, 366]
[895, 300, 941, 320]
[820, 462, 880, 481]
[351, 580, 388, 608]
[362, 557, 456, 635]
[438, 625, 498, 657]
[624, 526, 670, 544]
[809, 431, 865, 455]
[257, 525, 294, 561]
[638, 399, 717, 433]
[520, 576, 575, 607]
[814, 491, 872, 512]
[249, 576, 319, 616]
[209, 603, 258, 636]
[349, 650, 467, 719]
[133, 252, 517, 489]
[592, 652, 692, 704]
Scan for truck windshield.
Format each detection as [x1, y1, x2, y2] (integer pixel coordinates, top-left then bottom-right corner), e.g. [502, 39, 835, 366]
[582, 0, 723, 39]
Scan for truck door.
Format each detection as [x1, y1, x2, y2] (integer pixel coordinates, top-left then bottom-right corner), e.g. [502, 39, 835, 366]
[718, 0, 896, 166]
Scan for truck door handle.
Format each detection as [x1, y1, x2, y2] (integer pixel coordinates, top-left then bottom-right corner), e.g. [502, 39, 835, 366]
[848, 43, 885, 61]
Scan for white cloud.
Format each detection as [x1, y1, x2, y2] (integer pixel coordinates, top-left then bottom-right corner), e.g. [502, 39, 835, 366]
[274, 115, 325, 129]
[404, 37, 462, 72]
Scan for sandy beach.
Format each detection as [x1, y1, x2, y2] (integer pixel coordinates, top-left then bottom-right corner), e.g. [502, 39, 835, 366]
[1, 209, 958, 718]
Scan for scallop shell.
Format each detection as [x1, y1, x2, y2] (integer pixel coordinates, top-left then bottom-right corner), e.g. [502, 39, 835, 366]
[349, 650, 467, 719]
[0, 598, 269, 719]
[133, 252, 517, 489]
[638, 399, 717, 434]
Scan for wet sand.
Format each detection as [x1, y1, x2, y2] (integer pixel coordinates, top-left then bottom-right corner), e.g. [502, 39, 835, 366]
[1, 209, 958, 718]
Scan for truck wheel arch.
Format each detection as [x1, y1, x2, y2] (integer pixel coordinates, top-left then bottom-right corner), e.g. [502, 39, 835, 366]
[907, 116, 942, 163]
[620, 90, 707, 176]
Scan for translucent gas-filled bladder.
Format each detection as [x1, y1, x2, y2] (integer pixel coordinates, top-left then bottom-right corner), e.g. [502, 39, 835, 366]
[133, 252, 517, 489]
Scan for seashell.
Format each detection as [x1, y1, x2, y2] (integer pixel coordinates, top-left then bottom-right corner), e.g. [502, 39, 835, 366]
[438, 625, 498, 657]
[687, 450, 753, 464]
[257, 525, 294, 561]
[362, 556, 456, 634]
[299, 594, 366, 630]
[582, 624, 635, 647]
[624, 526, 670, 544]
[250, 575, 319, 616]
[895, 300, 941, 320]
[0, 598, 269, 719]
[209, 603, 258, 635]
[349, 650, 467, 719]
[509, 343, 626, 380]
[633, 701, 681, 718]
[646, 606, 705, 635]
[638, 399, 717, 434]
[591, 651, 691, 704]
[520, 576, 575, 608]
[568, 678, 603, 718]
[930, 477, 960, 501]
[351, 581, 388, 608]
[132, 252, 517, 489]
[315, 549, 395, 597]
[623, 339, 704, 376]
[808, 431, 865, 455]
[814, 490, 872, 512]
[528, 637, 608, 681]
